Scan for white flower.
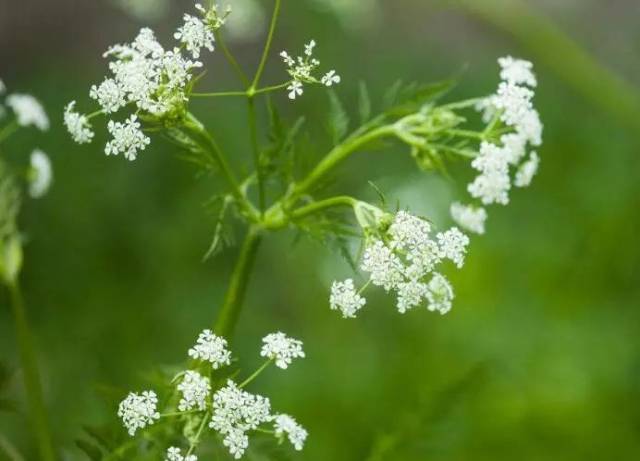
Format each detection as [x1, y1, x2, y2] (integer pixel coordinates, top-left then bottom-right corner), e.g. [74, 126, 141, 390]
[177, 370, 211, 411]
[436, 227, 469, 269]
[261, 332, 305, 369]
[500, 132, 527, 165]
[89, 78, 127, 113]
[361, 239, 404, 291]
[304, 40, 316, 57]
[396, 279, 428, 314]
[450, 202, 487, 235]
[493, 81, 534, 128]
[471, 142, 509, 175]
[426, 273, 454, 315]
[224, 428, 249, 459]
[273, 414, 308, 451]
[187, 329, 231, 368]
[29, 150, 52, 198]
[517, 108, 543, 147]
[105, 115, 150, 161]
[321, 70, 341, 87]
[210, 380, 272, 458]
[405, 239, 441, 278]
[64, 101, 94, 144]
[467, 169, 511, 206]
[165, 446, 197, 461]
[329, 278, 366, 318]
[6, 94, 49, 131]
[287, 81, 303, 100]
[117, 390, 160, 436]
[174, 14, 215, 59]
[388, 210, 432, 252]
[514, 151, 540, 187]
[498, 56, 537, 87]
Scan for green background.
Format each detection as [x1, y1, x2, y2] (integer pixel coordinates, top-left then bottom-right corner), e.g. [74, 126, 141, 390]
[1, 0, 639, 459]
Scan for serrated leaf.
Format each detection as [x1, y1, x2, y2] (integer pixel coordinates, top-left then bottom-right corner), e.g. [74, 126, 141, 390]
[358, 81, 372, 124]
[327, 90, 350, 144]
[385, 79, 458, 117]
[367, 181, 387, 208]
[383, 80, 403, 109]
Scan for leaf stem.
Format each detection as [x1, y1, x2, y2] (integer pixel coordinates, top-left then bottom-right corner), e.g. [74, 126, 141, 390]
[247, 98, 265, 214]
[213, 227, 263, 339]
[239, 359, 273, 389]
[7, 282, 56, 461]
[288, 196, 357, 221]
[214, 29, 251, 88]
[251, 0, 282, 91]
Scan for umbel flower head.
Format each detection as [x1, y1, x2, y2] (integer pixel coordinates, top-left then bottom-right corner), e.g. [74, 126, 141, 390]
[188, 329, 232, 368]
[260, 332, 305, 369]
[177, 370, 211, 411]
[117, 390, 160, 436]
[28, 150, 52, 199]
[280, 39, 341, 100]
[6, 94, 49, 131]
[165, 447, 197, 461]
[273, 414, 308, 451]
[330, 209, 469, 318]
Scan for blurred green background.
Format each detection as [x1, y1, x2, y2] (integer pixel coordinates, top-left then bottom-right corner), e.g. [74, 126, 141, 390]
[1, 0, 639, 459]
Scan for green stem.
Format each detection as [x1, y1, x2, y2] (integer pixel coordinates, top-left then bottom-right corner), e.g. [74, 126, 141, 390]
[186, 411, 211, 456]
[289, 196, 357, 221]
[191, 91, 248, 98]
[0, 121, 19, 144]
[251, 0, 282, 91]
[214, 29, 251, 88]
[444, 128, 486, 140]
[440, 97, 485, 111]
[288, 125, 396, 203]
[239, 359, 273, 388]
[247, 98, 265, 214]
[7, 282, 56, 461]
[213, 227, 263, 339]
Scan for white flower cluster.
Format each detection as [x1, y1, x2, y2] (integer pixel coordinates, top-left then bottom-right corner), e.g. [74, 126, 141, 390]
[117, 390, 160, 436]
[118, 329, 306, 458]
[187, 329, 232, 368]
[280, 40, 341, 100]
[165, 447, 197, 461]
[260, 332, 305, 369]
[331, 210, 469, 317]
[29, 150, 53, 199]
[5, 94, 49, 131]
[210, 380, 272, 459]
[453, 56, 543, 234]
[177, 370, 211, 411]
[65, 3, 227, 159]
[273, 414, 308, 451]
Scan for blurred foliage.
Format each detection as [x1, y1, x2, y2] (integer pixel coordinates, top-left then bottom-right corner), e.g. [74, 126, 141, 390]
[1, 0, 639, 459]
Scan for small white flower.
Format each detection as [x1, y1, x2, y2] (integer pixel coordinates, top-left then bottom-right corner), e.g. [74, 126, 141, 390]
[165, 446, 197, 461]
[329, 278, 366, 318]
[177, 370, 211, 411]
[396, 279, 429, 314]
[467, 169, 511, 206]
[436, 227, 469, 269]
[261, 332, 305, 369]
[105, 115, 150, 161]
[498, 56, 537, 87]
[450, 202, 487, 235]
[174, 14, 215, 59]
[361, 239, 404, 291]
[304, 40, 316, 57]
[29, 150, 52, 198]
[500, 132, 527, 165]
[426, 273, 454, 315]
[388, 210, 432, 252]
[273, 414, 308, 451]
[64, 101, 94, 144]
[210, 380, 272, 459]
[517, 108, 543, 147]
[493, 81, 534, 128]
[514, 151, 540, 187]
[405, 239, 441, 278]
[117, 390, 160, 436]
[287, 81, 304, 100]
[6, 94, 49, 131]
[321, 70, 341, 87]
[188, 329, 231, 368]
[89, 78, 127, 113]
[471, 142, 509, 175]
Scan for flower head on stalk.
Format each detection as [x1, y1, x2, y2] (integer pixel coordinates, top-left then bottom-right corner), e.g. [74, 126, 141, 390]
[280, 40, 341, 100]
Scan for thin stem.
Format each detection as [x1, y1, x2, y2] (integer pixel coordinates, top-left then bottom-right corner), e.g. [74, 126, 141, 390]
[214, 29, 251, 88]
[254, 428, 276, 435]
[186, 410, 211, 456]
[191, 91, 248, 98]
[251, 0, 282, 90]
[239, 359, 273, 389]
[213, 227, 263, 339]
[160, 410, 201, 418]
[0, 121, 19, 144]
[358, 278, 372, 295]
[247, 98, 265, 213]
[288, 125, 396, 203]
[254, 82, 291, 95]
[444, 128, 485, 140]
[7, 282, 56, 461]
[289, 196, 357, 221]
[440, 97, 485, 111]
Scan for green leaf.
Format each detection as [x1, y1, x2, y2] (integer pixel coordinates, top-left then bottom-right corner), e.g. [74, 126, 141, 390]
[327, 90, 350, 144]
[385, 79, 458, 117]
[358, 81, 372, 124]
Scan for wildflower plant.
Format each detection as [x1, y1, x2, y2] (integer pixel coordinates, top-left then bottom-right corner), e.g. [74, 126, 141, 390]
[66, 0, 543, 458]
